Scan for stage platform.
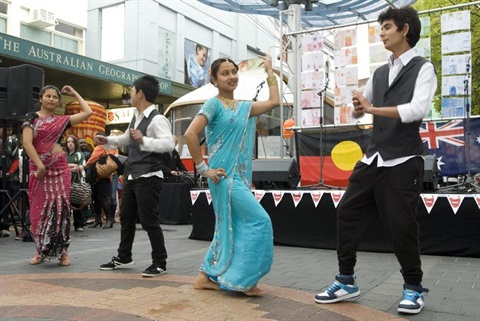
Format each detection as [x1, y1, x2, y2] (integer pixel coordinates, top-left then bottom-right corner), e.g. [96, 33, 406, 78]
[189, 189, 480, 258]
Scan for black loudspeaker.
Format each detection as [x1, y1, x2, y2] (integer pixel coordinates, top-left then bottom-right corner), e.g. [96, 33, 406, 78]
[4, 64, 44, 119]
[252, 158, 300, 189]
[423, 155, 438, 192]
[0, 68, 8, 117]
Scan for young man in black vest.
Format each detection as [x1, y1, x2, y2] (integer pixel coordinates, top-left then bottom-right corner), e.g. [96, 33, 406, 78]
[96, 75, 174, 277]
[315, 6, 437, 315]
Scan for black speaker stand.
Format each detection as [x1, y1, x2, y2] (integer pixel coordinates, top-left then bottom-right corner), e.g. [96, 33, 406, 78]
[0, 188, 32, 241]
[0, 120, 33, 241]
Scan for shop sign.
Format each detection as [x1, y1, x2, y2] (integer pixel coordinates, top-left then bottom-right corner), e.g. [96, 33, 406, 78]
[106, 107, 136, 125]
[0, 32, 172, 95]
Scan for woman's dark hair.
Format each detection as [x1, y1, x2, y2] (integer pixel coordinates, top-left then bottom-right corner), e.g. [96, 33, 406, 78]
[378, 6, 421, 48]
[209, 58, 239, 85]
[66, 134, 79, 152]
[40, 85, 61, 100]
[133, 75, 159, 104]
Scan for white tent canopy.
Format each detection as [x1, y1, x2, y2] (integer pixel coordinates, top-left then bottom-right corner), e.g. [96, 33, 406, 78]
[165, 67, 293, 114]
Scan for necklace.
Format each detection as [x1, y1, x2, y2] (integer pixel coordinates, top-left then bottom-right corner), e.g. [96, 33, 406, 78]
[220, 95, 237, 110]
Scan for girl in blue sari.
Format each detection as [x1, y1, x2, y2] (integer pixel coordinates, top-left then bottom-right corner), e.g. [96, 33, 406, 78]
[185, 56, 280, 296]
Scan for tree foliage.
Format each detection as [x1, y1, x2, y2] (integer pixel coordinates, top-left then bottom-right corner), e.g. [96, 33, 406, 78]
[413, 0, 479, 115]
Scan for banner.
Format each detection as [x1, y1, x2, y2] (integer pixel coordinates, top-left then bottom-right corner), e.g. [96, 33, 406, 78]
[296, 117, 480, 186]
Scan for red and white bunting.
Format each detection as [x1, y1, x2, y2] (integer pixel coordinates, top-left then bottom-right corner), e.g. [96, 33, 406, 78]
[190, 190, 200, 205]
[421, 194, 438, 214]
[330, 191, 345, 208]
[206, 190, 212, 205]
[272, 191, 286, 207]
[474, 195, 480, 209]
[310, 191, 324, 207]
[254, 190, 266, 202]
[446, 194, 465, 214]
[291, 191, 304, 207]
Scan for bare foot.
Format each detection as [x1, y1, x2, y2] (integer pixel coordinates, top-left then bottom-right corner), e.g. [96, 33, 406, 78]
[243, 286, 263, 297]
[193, 272, 221, 291]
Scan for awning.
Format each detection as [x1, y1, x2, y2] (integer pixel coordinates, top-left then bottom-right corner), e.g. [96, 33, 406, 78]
[197, 0, 417, 29]
[0, 32, 191, 106]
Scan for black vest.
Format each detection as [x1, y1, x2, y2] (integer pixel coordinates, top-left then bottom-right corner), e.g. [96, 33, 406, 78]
[124, 109, 166, 179]
[366, 56, 428, 160]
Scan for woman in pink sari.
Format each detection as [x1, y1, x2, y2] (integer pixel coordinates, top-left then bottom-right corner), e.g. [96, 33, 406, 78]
[22, 85, 92, 266]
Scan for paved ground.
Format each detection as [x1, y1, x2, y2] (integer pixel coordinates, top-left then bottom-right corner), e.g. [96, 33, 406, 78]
[0, 223, 479, 321]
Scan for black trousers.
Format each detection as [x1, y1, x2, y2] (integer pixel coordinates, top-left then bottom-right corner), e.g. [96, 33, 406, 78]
[117, 176, 167, 269]
[72, 209, 84, 228]
[336, 157, 424, 286]
[93, 179, 111, 221]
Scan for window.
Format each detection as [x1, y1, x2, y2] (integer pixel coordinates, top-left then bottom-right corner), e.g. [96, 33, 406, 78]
[20, 24, 50, 45]
[55, 21, 83, 38]
[0, 2, 7, 14]
[0, 1, 7, 33]
[54, 34, 78, 52]
[20, 21, 84, 54]
[101, 4, 125, 61]
[0, 17, 6, 33]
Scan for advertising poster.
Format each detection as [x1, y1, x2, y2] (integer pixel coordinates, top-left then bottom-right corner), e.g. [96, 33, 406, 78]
[184, 39, 211, 88]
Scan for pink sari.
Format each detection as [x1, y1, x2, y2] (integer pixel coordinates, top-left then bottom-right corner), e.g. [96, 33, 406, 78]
[27, 114, 71, 259]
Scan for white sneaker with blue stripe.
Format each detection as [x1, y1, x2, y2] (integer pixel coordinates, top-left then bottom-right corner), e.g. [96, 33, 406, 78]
[397, 289, 425, 314]
[315, 274, 360, 304]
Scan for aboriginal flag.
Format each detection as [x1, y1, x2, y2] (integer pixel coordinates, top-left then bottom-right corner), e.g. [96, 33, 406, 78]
[297, 128, 372, 187]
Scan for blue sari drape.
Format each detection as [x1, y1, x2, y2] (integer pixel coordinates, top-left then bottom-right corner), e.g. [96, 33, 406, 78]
[198, 97, 274, 292]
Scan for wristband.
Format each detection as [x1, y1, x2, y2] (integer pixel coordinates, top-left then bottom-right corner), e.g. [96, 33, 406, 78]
[266, 75, 278, 87]
[195, 161, 209, 175]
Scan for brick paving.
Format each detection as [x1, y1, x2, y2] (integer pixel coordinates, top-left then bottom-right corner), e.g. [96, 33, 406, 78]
[0, 224, 479, 321]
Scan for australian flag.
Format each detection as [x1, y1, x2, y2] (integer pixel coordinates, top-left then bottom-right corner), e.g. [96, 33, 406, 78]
[420, 117, 480, 177]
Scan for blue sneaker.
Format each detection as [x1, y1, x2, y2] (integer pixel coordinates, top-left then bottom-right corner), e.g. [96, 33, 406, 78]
[397, 289, 426, 314]
[315, 274, 360, 304]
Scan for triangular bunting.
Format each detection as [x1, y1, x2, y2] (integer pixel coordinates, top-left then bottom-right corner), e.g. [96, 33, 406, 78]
[474, 194, 480, 209]
[190, 190, 200, 205]
[272, 191, 286, 207]
[330, 191, 345, 208]
[206, 190, 212, 205]
[254, 190, 266, 202]
[291, 191, 304, 207]
[310, 191, 324, 208]
[446, 194, 465, 214]
[421, 194, 438, 214]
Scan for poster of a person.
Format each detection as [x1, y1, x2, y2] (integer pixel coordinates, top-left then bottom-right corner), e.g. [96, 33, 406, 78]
[184, 40, 211, 88]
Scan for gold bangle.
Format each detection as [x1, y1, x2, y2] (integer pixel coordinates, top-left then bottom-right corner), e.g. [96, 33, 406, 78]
[266, 75, 278, 87]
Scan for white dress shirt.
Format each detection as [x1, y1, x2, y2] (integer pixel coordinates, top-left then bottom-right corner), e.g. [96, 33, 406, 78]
[106, 105, 174, 179]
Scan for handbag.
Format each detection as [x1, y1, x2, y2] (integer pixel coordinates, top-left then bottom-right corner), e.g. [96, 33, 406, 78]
[95, 149, 124, 179]
[70, 170, 92, 209]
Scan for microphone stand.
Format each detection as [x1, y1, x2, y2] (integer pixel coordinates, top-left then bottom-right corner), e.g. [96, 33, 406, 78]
[461, 57, 479, 191]
[253, 81, 265, 159]
[314, 76, 336, 189]
[253, 80, 265, 102]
